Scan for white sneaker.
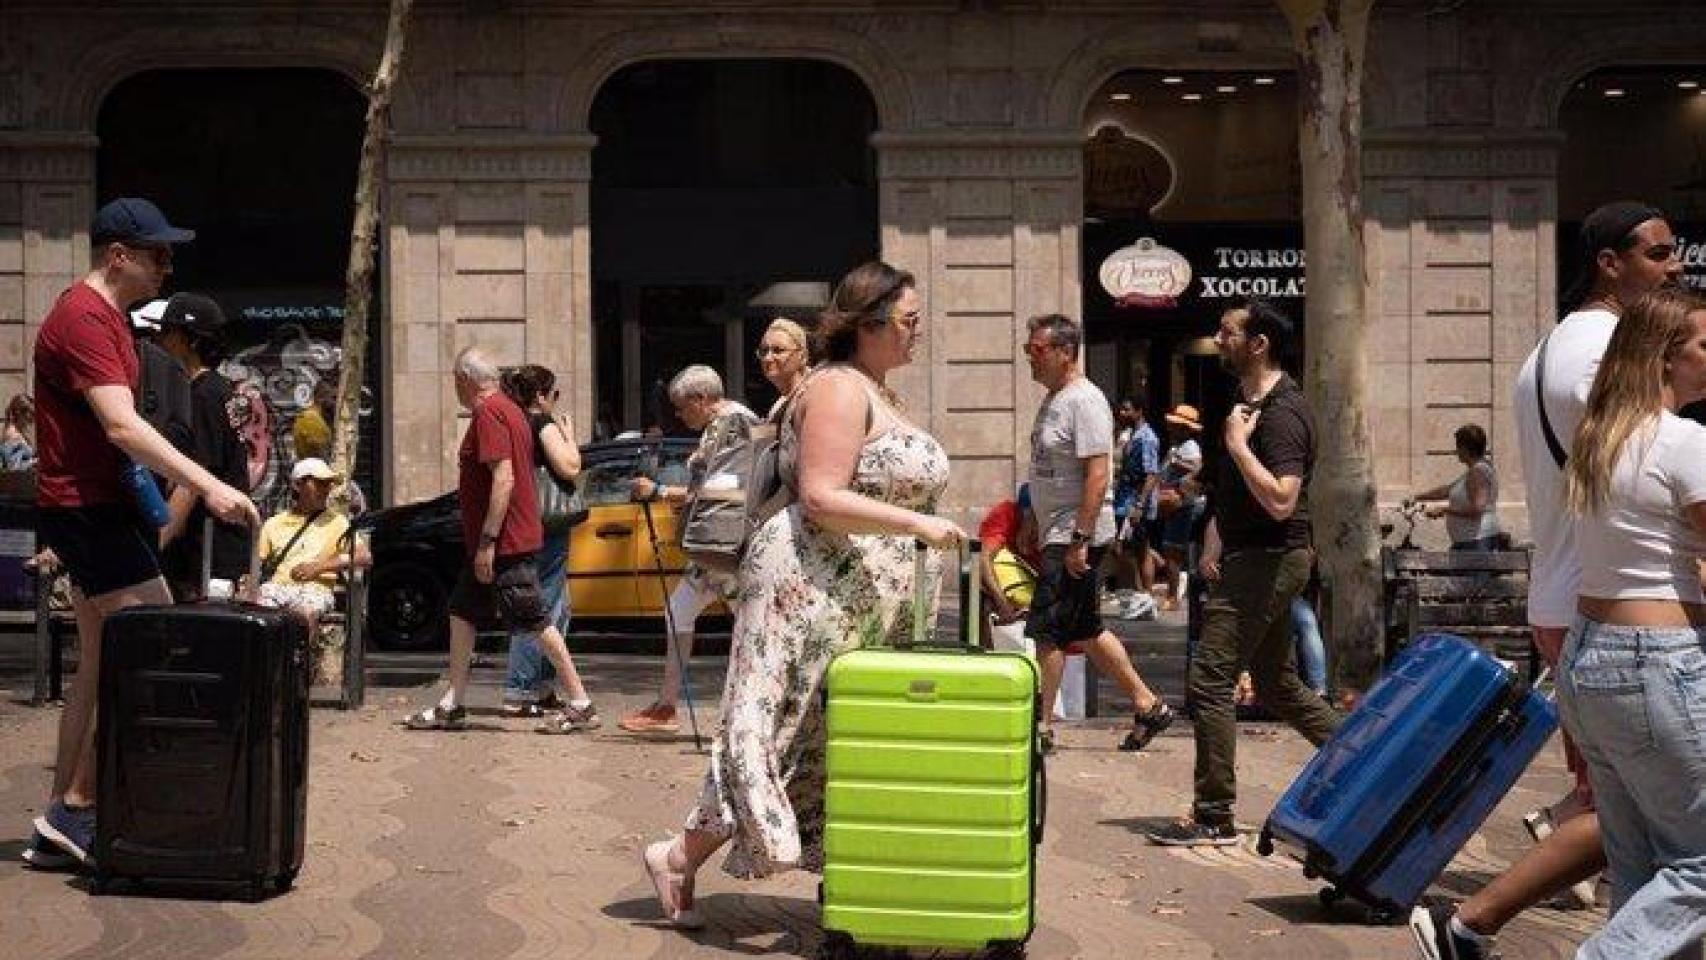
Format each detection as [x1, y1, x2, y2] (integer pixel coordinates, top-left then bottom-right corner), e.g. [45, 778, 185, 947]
[1120, 594, 1158, 621]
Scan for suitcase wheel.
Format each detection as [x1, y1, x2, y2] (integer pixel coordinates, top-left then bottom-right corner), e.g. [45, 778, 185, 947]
[89, 873, 109, 896]
[1317, 887, 1343, 908]
[277, 868, 298, 892]
[988, 941, 1028, 959]
[1368, 906, 1400, 926]
[817, 932, 856, 960]
[1255, 831, 1274, 857]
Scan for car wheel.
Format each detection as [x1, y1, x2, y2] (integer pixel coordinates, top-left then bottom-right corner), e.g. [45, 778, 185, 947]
[367, 561, 449, 651]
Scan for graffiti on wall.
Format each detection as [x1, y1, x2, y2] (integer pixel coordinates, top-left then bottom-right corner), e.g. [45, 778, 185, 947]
[218, 324, 373, 514]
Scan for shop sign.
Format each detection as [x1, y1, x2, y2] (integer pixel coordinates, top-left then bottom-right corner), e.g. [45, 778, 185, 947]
[1678, 235, 1706, 292]
[1197, 246, 1307, 299]
[1099, 237, 1193, 308]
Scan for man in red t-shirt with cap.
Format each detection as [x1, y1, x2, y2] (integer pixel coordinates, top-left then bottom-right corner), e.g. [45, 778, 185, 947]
[24, 198, 259, 871]
[402, 346, 598, 733]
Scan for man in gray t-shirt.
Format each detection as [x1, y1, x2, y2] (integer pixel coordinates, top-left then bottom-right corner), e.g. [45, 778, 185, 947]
[1021, 314, 1173, 755]
[1028, 376, 1117, 547]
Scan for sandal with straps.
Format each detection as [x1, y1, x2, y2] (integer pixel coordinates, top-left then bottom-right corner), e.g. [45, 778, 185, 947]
[642, 839, 705, 929]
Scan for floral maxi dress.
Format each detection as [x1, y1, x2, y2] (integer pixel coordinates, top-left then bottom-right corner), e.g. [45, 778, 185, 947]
[684, 395, 949, 879]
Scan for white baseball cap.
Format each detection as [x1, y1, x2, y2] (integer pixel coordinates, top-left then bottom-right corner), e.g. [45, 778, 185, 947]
[291, 458, 341, 483]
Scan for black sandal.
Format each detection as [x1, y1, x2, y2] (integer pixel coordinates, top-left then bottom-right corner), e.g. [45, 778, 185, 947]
[1119, 701, 1175, 752]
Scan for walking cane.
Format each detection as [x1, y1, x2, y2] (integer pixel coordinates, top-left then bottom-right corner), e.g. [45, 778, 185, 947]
[638, 493, 705, 752]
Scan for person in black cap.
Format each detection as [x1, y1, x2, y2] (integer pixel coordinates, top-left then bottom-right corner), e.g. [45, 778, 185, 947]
[22, 198, 259, 872]
[1410, 201, 1681, 959]
[128, 294, 195, 461]
[142, 293, 255, 600]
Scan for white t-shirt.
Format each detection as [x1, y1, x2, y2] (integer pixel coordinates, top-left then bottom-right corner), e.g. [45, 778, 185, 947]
[1577, 412, 1706, 603]
[1513, 308, 1617, 627]
[1028, 376, 1117, 546]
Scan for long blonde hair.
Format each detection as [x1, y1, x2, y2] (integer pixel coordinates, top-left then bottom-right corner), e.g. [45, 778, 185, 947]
[1566, 288, 1706, 513]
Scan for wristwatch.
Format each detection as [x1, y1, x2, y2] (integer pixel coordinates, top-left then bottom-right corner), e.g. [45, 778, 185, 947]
[1069, 529, 1091, 545]
[479, 531, 499, 546]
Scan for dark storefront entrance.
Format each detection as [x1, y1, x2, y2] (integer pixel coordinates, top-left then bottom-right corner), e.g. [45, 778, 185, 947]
[1080, 70, 1302, 436]
[97, 68, 377, 513]
[589, 59, 879, 435]
[1558, 66, 1706, 299]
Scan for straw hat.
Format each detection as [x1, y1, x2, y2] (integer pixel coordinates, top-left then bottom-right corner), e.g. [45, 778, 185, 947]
[1164, 404, 1203, 433]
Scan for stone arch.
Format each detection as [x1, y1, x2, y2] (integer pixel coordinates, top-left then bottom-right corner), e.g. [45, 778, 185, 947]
[557, 19, 914, 133]
[1521, 26, 1706, 128]
[1042, 24, 1295, 131]
[52, 23, 373, 129]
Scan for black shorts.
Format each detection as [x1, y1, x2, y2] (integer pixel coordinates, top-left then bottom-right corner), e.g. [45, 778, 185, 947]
[1026, 543, 1108, 649]
[448, 554, 549, 632]
[37, 503, 162, 598]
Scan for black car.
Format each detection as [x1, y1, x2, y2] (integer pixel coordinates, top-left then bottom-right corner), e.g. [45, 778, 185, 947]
[361, 436, 711, 650]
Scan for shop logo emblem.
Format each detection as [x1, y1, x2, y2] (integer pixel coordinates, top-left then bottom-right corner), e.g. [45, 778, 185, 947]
[1099, 237, 1192, 309]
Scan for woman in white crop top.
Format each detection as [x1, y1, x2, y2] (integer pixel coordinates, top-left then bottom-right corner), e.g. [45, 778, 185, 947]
[1557, 288, 1706, 957]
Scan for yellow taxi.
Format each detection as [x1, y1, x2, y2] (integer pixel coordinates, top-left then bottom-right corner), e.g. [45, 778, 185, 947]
[567, 437, 730, 617]
[363, 437, 727, 650]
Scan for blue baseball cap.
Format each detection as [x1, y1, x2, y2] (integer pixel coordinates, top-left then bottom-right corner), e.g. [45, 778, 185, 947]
[91, 198, 195, 247]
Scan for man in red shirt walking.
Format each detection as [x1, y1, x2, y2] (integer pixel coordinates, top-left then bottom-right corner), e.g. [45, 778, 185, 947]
[403, 346, 598, 732]
[25, 198, 259, 870]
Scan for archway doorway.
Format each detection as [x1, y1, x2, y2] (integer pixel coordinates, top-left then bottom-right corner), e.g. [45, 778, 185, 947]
[1559, 66, 1706, 297]
[589, 59, 879, 435]
[98, 68, 377, 512]
[1080, 69, 1302, 441]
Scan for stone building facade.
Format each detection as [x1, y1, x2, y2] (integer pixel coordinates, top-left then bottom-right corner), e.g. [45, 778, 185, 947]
[2, 1, 1703, 529]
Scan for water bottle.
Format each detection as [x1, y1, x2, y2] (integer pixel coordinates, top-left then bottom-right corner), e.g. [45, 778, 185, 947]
[123, 459, 171, 529]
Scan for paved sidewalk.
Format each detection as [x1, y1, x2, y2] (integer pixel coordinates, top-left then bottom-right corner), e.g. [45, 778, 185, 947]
[0, 638, 1600, 960]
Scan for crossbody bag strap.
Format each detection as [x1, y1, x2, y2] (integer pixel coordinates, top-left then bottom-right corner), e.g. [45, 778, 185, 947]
[1534, 335, 1568, 469]
[259, 510, 327, 584]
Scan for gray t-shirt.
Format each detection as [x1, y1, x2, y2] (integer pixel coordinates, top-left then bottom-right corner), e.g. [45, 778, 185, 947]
[1028, 376, 1117, 546]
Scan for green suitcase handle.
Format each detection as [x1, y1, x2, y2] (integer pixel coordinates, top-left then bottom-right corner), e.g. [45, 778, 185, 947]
[1033, 700, 1048, 844]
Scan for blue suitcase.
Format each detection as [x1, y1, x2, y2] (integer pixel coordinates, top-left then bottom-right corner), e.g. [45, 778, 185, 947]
[1256, 633, 1558, 920]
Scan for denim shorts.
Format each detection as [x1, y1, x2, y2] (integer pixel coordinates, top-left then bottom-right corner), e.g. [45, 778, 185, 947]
[1557, 616, 1706, 956]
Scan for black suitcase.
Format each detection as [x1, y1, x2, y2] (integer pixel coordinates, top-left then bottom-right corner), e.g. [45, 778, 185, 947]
[93, 596, 311, 899]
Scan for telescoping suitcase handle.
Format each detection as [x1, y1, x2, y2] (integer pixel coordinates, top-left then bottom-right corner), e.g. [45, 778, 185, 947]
[907, 537, 982, 650]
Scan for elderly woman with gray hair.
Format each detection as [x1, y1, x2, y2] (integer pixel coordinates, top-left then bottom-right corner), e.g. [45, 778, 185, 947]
[620, 364, 759, 734]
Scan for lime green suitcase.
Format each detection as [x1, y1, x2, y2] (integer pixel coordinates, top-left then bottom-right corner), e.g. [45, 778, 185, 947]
[821, 540, 1044, 957]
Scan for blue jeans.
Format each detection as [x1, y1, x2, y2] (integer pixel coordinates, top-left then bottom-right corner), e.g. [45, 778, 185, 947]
[503, 531, 569, 702]
[1557, 617, 1706, 960]
[1290, 596, 1328, 695]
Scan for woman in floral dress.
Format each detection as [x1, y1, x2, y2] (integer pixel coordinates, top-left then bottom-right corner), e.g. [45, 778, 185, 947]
[641, 261, 966, 929]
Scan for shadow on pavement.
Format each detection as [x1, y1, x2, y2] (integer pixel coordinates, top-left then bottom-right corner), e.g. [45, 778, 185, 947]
[604, 893, 820, 958]
[1246, 893, 1394, 927]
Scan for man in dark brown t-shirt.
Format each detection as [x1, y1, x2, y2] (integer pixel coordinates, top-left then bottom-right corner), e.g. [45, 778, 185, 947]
[1149, 298, 1342, 847]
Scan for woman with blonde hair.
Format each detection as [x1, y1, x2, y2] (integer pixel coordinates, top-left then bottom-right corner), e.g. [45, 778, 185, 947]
[639, 261, 964, 929]
[756, 316, 812, 411]
[1557, 287, 1706, 958]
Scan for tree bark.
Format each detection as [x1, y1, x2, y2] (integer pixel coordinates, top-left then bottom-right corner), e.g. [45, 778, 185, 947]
[1275, 0, 1382, 689]
[330, 0, 414, 509]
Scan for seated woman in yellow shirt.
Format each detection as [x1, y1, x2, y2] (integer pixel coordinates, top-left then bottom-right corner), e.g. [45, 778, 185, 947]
[253, 458, 368, 632]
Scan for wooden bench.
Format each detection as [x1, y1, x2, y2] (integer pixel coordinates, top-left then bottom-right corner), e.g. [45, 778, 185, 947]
[1383, 548, 1535, 675]
[28, 534, 371, 710]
